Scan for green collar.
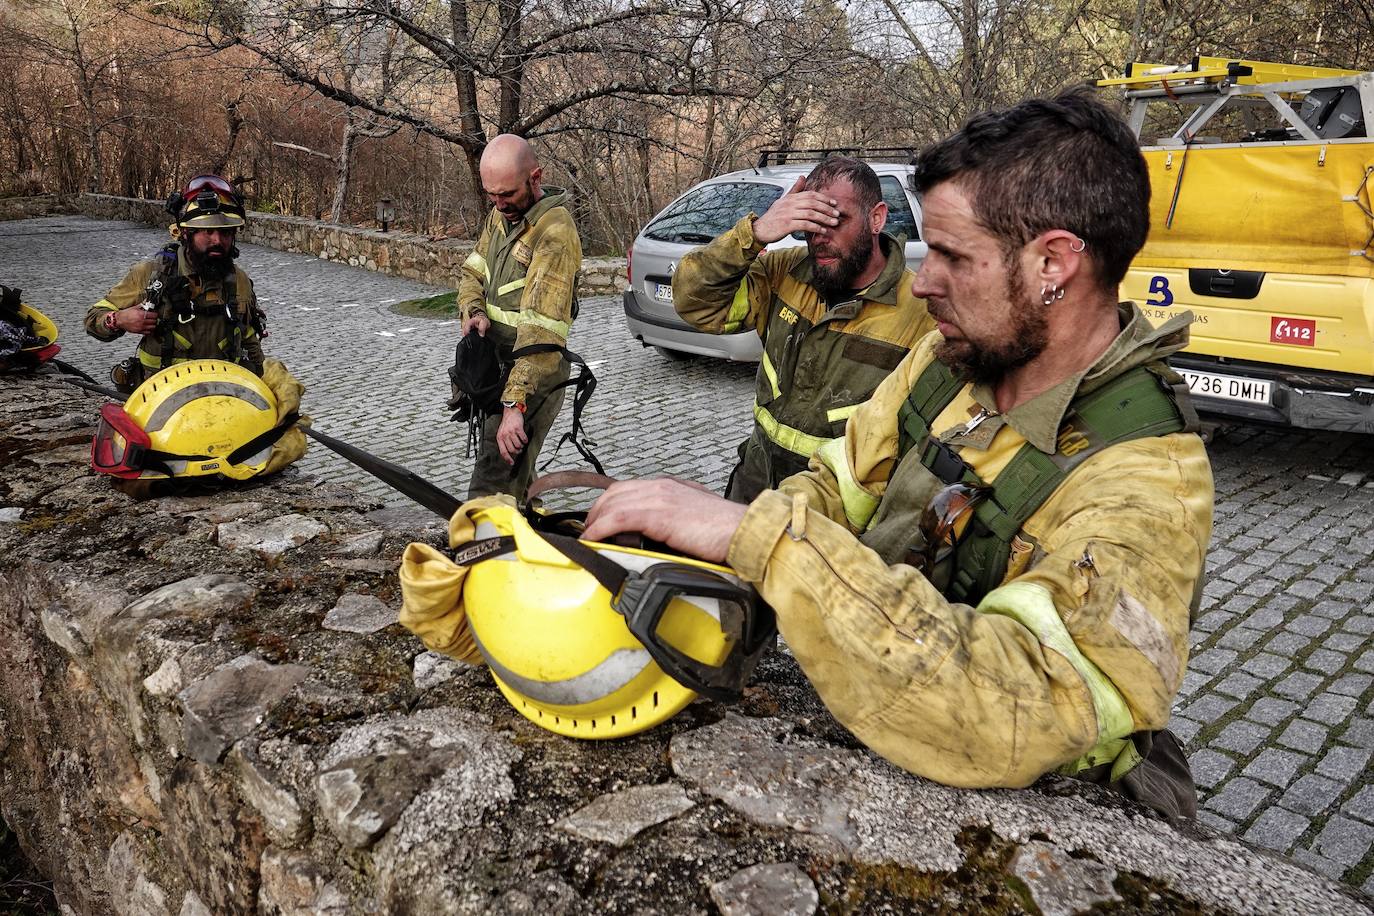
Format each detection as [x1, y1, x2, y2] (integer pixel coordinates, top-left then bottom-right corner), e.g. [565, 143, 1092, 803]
[499, 187, 569, 233]
[963, 302, 1194, 453]
[789, 232, 906, 305]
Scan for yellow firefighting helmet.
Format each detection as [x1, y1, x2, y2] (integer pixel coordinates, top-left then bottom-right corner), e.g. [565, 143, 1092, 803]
[0, 287, 60, 369]
[460, 503, 775, 739]
[91, 359, 278, 480]
[167, 174, 246, 230]
[16, 303, 59, 350]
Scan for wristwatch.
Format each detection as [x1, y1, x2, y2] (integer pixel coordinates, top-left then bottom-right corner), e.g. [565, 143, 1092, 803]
[501, 400, 526, 414]
[103, 311, 120, 332]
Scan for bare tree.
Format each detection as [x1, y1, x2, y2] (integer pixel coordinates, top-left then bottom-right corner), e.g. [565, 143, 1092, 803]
[170, 0, 847, 210]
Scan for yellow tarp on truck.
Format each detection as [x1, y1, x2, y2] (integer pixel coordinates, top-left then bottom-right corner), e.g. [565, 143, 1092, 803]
[1138, 142, 1373, 278]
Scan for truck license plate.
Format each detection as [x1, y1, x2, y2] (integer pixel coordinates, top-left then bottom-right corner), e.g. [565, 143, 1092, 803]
[1179, 369, 1272, 405]
[654, 283, 673, 303]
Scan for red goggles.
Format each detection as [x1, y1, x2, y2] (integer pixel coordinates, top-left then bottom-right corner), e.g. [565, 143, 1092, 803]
[91, 402, 150, 479]
[182, 174, 237, 200]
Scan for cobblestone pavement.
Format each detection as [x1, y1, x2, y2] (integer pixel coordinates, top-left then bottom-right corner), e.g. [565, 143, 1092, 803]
[3, 216, 1372, 892]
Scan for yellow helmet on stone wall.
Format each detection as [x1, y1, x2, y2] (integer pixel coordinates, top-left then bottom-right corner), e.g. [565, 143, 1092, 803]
[15, 303, 58, 350]
[0, 286, 60, 370]
[460, 503, 775, 739]
[92, 359, 279, 480]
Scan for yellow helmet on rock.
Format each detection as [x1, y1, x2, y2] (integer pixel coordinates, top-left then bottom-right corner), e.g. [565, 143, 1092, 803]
[0, 286, 60, 370]
[460, 503, 775, 739]
[91, 359, 280, 480]
[21, 304, 58, 350]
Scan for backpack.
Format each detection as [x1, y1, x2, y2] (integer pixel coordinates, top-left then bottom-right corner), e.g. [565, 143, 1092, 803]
[447, 330, 506, 422]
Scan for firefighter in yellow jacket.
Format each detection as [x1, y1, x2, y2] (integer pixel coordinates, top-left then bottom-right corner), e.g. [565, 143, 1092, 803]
[673, 157, 935, 503]
[458, 134, 583, 501]
[582, 90, 1214, 820]
[85, 174, 266, 392]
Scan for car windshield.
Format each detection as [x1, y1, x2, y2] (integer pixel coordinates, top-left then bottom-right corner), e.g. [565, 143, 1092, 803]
[643, 182, 784, 243]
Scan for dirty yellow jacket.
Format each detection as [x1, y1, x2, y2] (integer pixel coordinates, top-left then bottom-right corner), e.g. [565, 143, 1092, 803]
[673, 215, 935, 501]
[726, 304, 1213, 788]
[85, 245, 265, 373]
[458, 189, 582, 405]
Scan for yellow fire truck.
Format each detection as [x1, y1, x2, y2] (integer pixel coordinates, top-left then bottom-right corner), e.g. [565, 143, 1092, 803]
[1098, 57, 1374, 431]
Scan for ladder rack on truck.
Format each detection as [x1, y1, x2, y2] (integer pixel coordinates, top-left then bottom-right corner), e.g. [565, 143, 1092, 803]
[1101, 57, 1373, 145]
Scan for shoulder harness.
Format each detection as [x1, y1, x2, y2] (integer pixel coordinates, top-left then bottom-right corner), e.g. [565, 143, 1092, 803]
[895, 358, 1199, 605]
[150, 244, 244, 369]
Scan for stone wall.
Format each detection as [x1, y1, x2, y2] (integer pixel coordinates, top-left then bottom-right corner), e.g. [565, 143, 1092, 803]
[71, 193, 628, 296]
[0, 194, 78, 222]
[2, 370, 1372, 915]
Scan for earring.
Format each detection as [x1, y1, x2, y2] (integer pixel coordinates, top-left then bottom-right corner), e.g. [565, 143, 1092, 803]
[1041, 284, 1064, 306]
[1070, 237, 1087, 253]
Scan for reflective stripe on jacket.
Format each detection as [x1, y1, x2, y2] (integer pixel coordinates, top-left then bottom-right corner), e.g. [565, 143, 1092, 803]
[725, 304, 1213, 790]
[457, 188, 582, 404]
[673, 215, 935, 497]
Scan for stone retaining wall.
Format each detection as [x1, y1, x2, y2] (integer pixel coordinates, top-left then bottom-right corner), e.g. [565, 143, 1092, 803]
[0, 194, 78, 222]
[1, 371, 1371, 915]
[71, 193, 627, 296]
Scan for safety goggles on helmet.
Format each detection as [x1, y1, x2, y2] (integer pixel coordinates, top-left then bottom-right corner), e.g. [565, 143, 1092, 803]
[91, 402, 151, 478]
[167, 174, 246, 230]
[455, 491, 775, 740]
[546, 530, 773, 704]
[90, 359, 294, 480]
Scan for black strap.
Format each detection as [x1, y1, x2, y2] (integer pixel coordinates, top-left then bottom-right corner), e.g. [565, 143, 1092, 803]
[508, 343, 605, 475]
[226, 411, 299, 465]
[154, 246, 182, 371]
[451, 528, 627, 598]
[223, 266, 243, 362]
[302, 425, 463, 520]
[50, 358, 100, 386]
[506, 343, 605, 475]
[136, 406, 296, 474]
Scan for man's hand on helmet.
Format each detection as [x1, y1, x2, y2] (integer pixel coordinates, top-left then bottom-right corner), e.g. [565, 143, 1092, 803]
[582, 479, 747, 564]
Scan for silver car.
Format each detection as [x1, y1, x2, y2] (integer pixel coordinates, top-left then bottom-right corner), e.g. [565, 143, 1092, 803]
[622, 154, 928, 361]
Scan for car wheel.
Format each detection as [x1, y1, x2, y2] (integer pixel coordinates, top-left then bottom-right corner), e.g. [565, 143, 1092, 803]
[654, 346, 695, 361]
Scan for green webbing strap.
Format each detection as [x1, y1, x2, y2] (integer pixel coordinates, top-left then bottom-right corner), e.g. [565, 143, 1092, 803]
[155, 248, 181, 372]
[948, 366, 1188, 604]
[224, 266, 243, 363]
[895, 359, 963, 459]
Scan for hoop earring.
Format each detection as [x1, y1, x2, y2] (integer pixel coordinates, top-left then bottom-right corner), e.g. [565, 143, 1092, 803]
[1070, 237, 1087, 253]
[1041, 284, 1064, 306]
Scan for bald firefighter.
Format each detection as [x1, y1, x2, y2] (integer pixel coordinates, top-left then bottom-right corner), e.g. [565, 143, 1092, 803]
[673, 156, 935, 503]
[584, 91, 1214, 820]
[86, 174, 266, 392]
[458, 134, 584, 501]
